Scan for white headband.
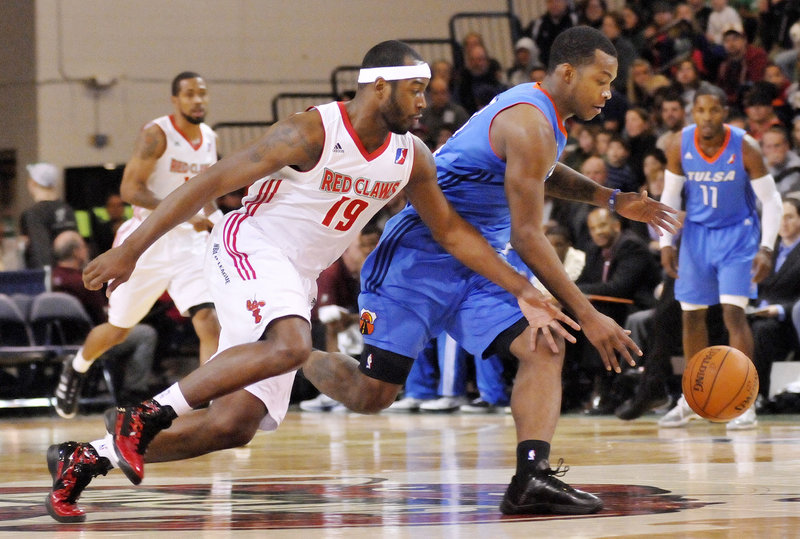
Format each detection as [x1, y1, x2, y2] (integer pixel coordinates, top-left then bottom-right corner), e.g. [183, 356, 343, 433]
[357, 63, 431, 83]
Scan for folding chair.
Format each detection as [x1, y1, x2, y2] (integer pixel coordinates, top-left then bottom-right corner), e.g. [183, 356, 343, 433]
[29, 291, 118, 407]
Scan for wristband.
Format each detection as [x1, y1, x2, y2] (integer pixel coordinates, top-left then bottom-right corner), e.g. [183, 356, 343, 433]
[608, 189, 620, 213]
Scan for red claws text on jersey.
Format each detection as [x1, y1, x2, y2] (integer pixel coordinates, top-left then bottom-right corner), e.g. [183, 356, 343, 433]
[319, 168, 401, 200]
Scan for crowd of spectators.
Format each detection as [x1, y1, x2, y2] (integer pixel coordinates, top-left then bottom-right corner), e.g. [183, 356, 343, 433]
[402, 0, 800, 415]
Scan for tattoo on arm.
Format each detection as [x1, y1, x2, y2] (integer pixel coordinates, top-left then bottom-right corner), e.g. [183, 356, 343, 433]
[544, 168, 599, 202]
[136, 129, 162, 159]
[247, 120, 322, 168]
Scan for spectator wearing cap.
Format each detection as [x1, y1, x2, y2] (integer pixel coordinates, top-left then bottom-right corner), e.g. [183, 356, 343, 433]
[507, 37, 541, 87]
[19, 163, 78, 269]
[744, 81, 784, 141]
[706, 0, 744, 45]
[716, 24, 768, 109]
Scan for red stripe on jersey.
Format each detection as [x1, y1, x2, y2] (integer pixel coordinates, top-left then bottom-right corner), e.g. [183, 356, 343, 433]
[223, 213, 254, 280]
[223, 178, 283, 279]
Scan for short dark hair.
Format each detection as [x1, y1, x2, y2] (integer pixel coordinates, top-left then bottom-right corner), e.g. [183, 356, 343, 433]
[783, 196, 800, 216]
[547, 26, 617, 73]
[172, 71, 202, 96]
[361, 40, 423, 70]
[645, 147, 667, 166]
[693, 82, 727, 106]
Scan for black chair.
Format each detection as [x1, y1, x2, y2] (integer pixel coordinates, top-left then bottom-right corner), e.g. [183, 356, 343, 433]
[0, 293, 36, 348]
[29, 292, 93, 351]
[28, 292, 117, 407]
[0, 293, 54, 405]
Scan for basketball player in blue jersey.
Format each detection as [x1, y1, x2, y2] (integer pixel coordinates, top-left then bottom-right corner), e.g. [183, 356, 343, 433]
[657, 83, 783, 430]
[301, 26, 680, 515]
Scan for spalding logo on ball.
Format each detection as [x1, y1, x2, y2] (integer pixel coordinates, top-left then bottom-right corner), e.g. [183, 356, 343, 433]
[682, 345, 759, 422]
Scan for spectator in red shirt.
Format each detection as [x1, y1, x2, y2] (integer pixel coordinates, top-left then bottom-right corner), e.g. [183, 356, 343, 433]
[716, 25, 768, 110]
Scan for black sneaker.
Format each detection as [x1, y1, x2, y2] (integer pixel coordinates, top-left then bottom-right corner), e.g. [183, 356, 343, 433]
[500, 459, 603, 515]
[105, 399, 177, 485]
[614, 382, 669, 421]
[54, 356, 86, 419]
[45, 441, 112, 523]
[460, 398, 500, 413]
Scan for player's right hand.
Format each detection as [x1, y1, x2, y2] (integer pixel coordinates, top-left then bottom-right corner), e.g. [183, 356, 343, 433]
[580, 311, 641, 373]
[83, 246, 138, 296]
[517, 292, 580, 354]
[660, 246, 679, 279]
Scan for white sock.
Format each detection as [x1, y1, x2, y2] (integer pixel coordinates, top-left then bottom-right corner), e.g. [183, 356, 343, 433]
[91, 437, 118, 468]
[154, 383, 192, 416]
[71, 349, 93, 373]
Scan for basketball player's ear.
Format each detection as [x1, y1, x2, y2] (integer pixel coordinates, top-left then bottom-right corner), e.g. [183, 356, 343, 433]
[559, 63, 574, 85]
[374, 77, 388, 99]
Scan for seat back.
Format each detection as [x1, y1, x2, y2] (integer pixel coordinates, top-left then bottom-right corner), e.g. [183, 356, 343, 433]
[29, 292, 93, 346]
[0, 293, 35, 346]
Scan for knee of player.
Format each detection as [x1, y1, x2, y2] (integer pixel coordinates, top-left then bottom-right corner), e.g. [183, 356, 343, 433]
[207, 414, 259, 448]
[350, 378, 400, 413]
[270, 339, 313, 371]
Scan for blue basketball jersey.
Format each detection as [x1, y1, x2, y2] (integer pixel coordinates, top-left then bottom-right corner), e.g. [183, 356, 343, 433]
[428, 82, 568, 249]
[680, 124, 758, 228]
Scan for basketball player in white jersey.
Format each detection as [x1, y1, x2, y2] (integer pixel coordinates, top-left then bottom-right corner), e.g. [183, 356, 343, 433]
[52, 72, 221, 420]
[45, 41, 585, 522]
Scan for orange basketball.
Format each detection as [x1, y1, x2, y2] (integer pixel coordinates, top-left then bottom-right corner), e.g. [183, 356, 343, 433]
[682, 345, 759, 422]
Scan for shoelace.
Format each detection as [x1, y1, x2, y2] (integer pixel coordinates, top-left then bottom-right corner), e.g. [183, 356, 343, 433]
[543, 458, 570, 478]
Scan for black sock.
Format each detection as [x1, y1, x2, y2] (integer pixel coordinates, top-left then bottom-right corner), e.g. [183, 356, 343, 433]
[516, 440, 551, 476]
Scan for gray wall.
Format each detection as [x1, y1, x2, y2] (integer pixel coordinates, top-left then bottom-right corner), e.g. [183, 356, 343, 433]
[1, 0, 511, 217]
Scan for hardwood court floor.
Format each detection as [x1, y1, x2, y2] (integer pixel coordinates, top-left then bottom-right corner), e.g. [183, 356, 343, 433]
[1, 407, 799, 537]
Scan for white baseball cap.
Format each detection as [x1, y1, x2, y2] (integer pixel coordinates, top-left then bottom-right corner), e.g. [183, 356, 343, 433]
[26, 162, 60, 188]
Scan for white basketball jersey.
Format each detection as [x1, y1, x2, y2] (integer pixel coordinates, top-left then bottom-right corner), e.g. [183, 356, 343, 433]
[224, 101, 416, 276]
[133, 115, 218, 232]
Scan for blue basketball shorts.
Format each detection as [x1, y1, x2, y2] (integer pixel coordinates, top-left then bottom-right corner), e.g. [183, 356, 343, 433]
[674, 218, 759, 306]
[358, 219, 523, 382]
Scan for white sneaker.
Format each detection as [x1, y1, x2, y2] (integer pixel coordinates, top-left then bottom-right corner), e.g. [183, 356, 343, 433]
[385, 396, 426, 413]
[658, 395, 702, 428]
[419, 395, 469, 412]
[726, 405, 758, 431]
[299, 393, 341, 412]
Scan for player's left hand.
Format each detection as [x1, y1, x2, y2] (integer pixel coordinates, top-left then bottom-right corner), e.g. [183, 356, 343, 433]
[751, 247, 773, 284]
[616, 190, 681, 236]
[517, 293, 581, 354]
[188, 214, 214, 232]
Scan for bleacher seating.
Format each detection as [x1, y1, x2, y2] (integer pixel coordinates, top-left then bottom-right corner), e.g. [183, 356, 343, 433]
[0, 291, 117, 410]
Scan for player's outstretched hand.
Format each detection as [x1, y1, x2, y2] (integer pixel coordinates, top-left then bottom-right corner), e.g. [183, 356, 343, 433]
[83, 246, 138, 296]
[616, 190, 681, 236]
[517, 292, 580, 354]
[580, 311, 642, 373]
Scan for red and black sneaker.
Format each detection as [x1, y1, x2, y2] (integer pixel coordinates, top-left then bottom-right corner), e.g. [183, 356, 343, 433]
[104, 399, 176, 485]
[45, 441, 111, 523]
